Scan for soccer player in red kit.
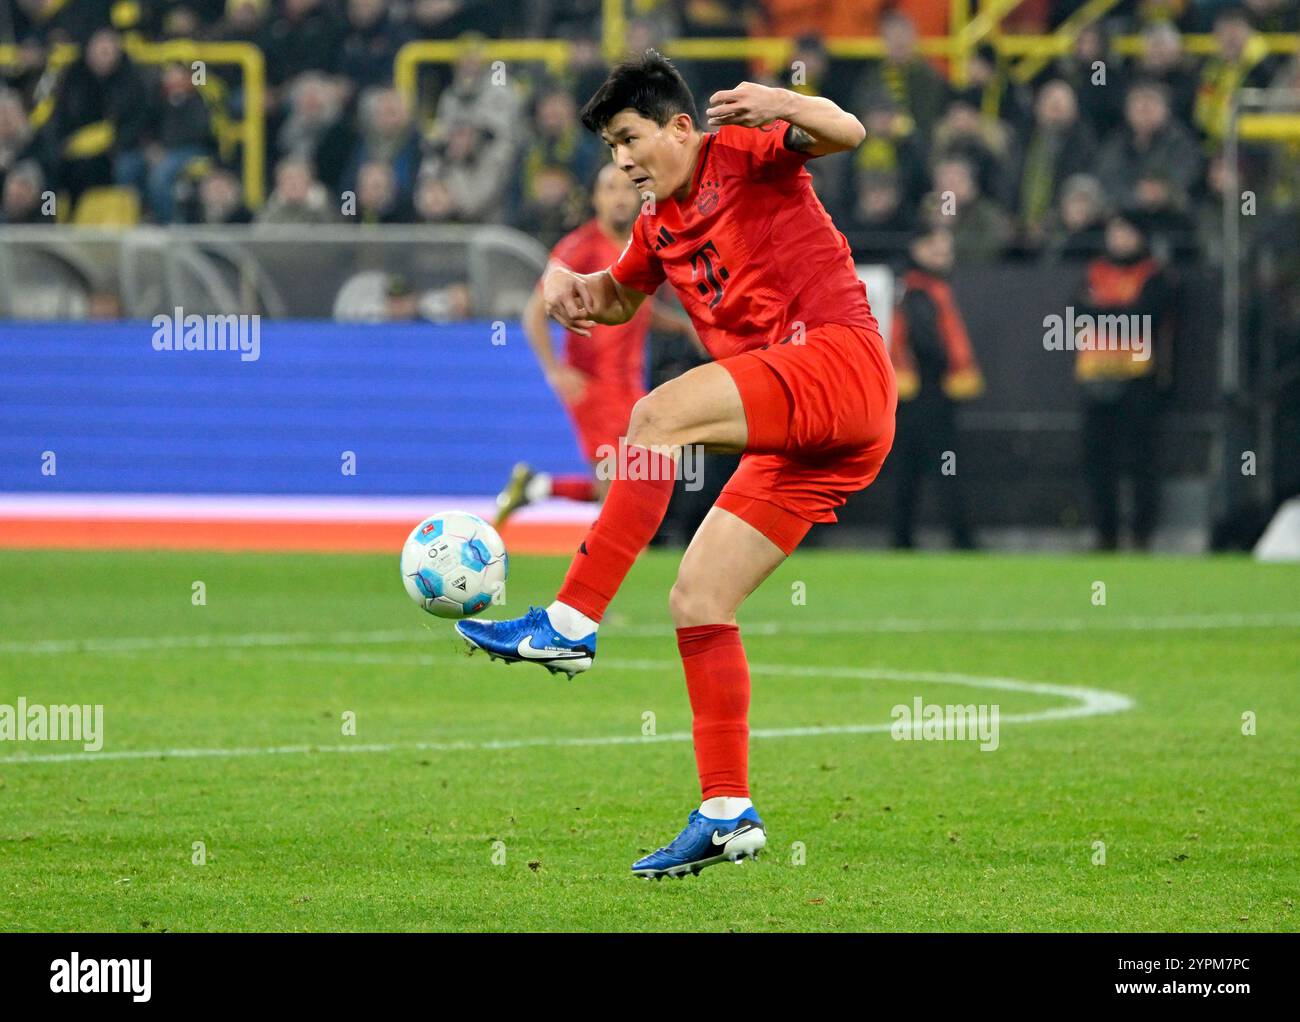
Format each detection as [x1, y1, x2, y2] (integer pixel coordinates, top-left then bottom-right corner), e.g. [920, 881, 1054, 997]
[495, 164, 654, 525]
[500, 164, 699, 524]
[458, 51, 896, 878]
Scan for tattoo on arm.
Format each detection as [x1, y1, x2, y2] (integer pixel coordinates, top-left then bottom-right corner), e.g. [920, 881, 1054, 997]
[784, 122, 816, 152]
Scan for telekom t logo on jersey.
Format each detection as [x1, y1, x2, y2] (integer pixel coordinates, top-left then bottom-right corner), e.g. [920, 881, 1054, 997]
[689, 240, 729, 308]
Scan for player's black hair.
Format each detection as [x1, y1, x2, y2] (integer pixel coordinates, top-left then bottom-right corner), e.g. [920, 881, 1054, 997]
[579, 49, 697, 135]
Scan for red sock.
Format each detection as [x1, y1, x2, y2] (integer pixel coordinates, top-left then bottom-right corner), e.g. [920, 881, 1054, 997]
[555, 446, 675, 621]
[677, 624, 751, 799]
[550, 474, 596, 502]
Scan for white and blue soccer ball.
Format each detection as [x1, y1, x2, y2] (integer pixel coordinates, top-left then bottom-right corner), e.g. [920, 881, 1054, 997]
[400, 511, 507, 619]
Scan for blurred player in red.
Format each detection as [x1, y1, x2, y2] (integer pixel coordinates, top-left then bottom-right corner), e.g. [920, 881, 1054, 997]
[496, 163, 697, 525]
[459, 51, 896, 877]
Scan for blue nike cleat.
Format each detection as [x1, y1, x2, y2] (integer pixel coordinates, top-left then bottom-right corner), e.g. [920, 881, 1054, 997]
[631, 807, 767, 879]
[455, 605, 596, 676]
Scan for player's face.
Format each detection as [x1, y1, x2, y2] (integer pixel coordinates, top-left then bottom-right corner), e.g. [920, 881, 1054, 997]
[592, 165, 641, 233]
[601, 109, 693, 203]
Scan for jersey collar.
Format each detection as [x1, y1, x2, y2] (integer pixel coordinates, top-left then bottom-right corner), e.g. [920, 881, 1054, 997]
[680, 131, 716, 204]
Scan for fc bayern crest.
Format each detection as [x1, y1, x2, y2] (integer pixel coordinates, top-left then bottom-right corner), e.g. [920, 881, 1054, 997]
[696, 178, 720, 215]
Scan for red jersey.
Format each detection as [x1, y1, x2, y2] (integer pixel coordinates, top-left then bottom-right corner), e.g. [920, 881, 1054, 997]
[549, 218, 652, 394]
[611, 120, 877, 360]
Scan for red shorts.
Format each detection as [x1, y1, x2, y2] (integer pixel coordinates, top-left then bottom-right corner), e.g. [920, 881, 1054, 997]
[564, 381, 643, 463]
[716, 323, 897, 554]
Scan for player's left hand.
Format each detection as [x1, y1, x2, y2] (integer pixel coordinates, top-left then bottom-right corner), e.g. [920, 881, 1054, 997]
[706, 82, 793, 129]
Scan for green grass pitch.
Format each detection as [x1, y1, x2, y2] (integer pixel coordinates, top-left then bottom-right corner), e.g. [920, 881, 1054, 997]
[0, 548, 1296, 932]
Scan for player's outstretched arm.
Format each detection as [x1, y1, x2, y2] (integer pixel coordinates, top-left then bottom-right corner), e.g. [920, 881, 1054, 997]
[706, 82, 866, 157]
[522, 285, 590, 402]
[542, 264, 647, 337]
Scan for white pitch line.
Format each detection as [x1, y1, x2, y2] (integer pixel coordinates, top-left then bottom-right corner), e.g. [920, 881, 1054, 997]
[1, 610, 1297, 658]
[0, 658, 1133, 766]
[0, 628, 416, 656]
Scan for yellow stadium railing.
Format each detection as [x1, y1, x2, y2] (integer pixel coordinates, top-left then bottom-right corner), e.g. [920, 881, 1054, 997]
[1238, 112, 1300, 141]
[395, 32, 1298, 121]
[603, 0, 627, 65]
[0, 39, 266, 208]
[1010, 0, 1124, 83]
[951, 0, 1028, 86]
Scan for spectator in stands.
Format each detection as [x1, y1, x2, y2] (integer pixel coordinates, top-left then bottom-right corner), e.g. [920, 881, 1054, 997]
[854, 90, 928, 209]
[1194, 5, 1274, 140]
[847, 169, 917, 264]
[1243, 0, 1299, 34]
[1012, 79, 1099, 249]
[788, 30, 829, 84]
[88, 289, 124, 321]
[1137, 21, 1199, 126]
[192, 166, 253, 223]
[0, 87, 32, 195]
[515, 163, 584, 249]
[261, 0, 344, 88]
[420, 118, 512, 223]
[1042, 173, 1108, 263]
[335, 270, 473, 322]
[674, 1, 752, 102]
[1194, 150, 1233, 265]
[0, 158, 47, 224]
[0, 36, 46, 106]
[1044, 21, 1127, 138]
[1141, 4, 1185, 30]
[382, 274, 421, 320]
[956, 43, 1031, 137]
[434, 47, 523, 152]
[625, 15, 673, 65]
[931, 96, 1013, 207]
[156, 4, 205, 41]
[778, 33, 836, 103]
[533, 2, 606, 42]
[276, 72, 353, 192]
[410, 0, 504, 40]
[1131, 169, 1200, 262]
[214, 0, 270, 47]
[339, 0, 407, 91]
[1097, 80, 1201, 210]
[6, 0, 110, 44]
[342, 86, 421, 201]
[413, 172, 455, 224]
[424, 281, 473, 322]
[257, 155, 336, 223]
[124, 1, 225, 40]
[115, 62, 214, 223]
[1075, 211, 1172, 551]
[923, 155, 1013, 264]
[351, 160, 412, 224]
[44, 27, 150, 204]
[854, 10, 950, 145]
[567, 31, 614, 108]
[889, 225, 984, 550]
[515, 84, 601, 222]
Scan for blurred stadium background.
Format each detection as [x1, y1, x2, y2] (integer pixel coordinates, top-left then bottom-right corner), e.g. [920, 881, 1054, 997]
[1, 0, 1298, 557]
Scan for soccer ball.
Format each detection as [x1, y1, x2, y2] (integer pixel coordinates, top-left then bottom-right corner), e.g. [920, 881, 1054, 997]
[400, 511, 507, 619]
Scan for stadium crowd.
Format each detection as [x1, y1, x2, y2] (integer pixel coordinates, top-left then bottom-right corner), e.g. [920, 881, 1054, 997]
[0, 0, 1295, 269]
[2, 2, 1296, 548]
